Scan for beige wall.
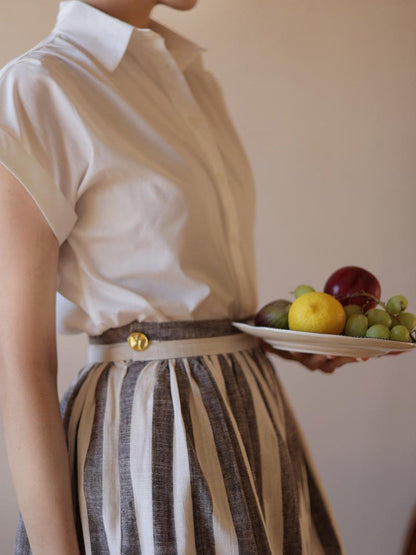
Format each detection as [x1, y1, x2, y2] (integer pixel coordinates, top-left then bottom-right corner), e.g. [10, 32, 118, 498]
[1, 1, 415, 553]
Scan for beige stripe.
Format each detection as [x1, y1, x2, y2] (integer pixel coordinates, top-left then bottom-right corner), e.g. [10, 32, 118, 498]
[308, 517, 327, 555]
[241, 352, 287, 442]
[202, 354, 271, 545]
[66, 365, 99, 495]
[184, 356, 239, 553]
[259, 354, 334, 555]
[234, 351, 284, 553]
[102, 361, 127, 552]
[257, 350, 324, 553]
[206, 352, 263, 490]
[276, 379, 346, 554]
[168, 359, 196, 554]
[62, 364, 99, 551]
[257, 353, 287, 429]
[298, 479, 314, 553]
[129, 360, 159, 554]
[256, 351, 330, 552]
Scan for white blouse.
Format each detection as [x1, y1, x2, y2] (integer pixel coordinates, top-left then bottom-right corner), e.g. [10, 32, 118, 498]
[0, 0, 259, 336]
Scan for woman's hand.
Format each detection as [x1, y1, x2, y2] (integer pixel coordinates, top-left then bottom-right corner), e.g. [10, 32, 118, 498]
[258, 338, 408, 373]
[258, 338, 365, 373]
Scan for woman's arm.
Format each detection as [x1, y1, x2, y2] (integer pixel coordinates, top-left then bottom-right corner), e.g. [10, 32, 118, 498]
[0, 164, 80, 554]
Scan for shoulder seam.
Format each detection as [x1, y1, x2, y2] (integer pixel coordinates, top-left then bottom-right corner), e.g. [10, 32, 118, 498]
[0, 33, 59, 75]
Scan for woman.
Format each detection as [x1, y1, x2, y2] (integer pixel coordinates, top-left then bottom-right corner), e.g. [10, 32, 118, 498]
[0, 0, 354, 553]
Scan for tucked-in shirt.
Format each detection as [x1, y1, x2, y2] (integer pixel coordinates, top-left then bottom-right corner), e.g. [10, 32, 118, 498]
[0, 0, 259, 336]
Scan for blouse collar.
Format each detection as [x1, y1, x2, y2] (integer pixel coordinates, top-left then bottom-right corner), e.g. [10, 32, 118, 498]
[52, 0, 207, 72]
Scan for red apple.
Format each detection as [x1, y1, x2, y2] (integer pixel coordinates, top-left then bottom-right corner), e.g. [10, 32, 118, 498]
[323, 266, 381, 310]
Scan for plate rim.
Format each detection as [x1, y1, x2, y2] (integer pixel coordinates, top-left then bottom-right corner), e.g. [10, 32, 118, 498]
[231, 319, 416, 352]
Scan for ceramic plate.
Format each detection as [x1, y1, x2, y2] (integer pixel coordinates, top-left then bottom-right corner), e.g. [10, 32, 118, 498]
[232, 319, 416, 358]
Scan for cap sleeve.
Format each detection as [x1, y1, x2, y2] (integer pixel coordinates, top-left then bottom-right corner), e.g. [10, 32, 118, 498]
[0, 60, 79, 246]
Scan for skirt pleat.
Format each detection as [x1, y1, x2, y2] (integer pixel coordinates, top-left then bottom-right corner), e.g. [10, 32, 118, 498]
[14, 345, 344, 555]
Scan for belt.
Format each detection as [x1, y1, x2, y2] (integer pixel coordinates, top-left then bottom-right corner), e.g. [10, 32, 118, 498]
[87, 317, 259, 363]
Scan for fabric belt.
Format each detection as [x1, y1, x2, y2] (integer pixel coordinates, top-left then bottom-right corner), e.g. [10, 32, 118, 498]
[87, 316, 259, 363]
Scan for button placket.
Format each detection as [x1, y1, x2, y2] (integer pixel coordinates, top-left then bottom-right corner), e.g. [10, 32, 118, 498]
[150, 45, 248, 305]
[188, 121, 246, 305]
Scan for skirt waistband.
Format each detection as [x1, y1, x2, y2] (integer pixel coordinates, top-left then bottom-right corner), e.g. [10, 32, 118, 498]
[87, 317, 258, 363]
[88, 316, 255, 344]
[87, 333, 259, 363]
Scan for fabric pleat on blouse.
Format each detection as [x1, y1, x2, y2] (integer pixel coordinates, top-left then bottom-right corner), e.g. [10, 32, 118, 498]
[15, 345, 343, 554]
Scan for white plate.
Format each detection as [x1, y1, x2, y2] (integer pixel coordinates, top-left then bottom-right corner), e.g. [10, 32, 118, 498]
[232, 319, 416, 358]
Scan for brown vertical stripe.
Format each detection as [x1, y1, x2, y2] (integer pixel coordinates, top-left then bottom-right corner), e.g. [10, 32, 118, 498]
[250, 349, 305, 489]
[152, 360, 177, 554]
[190, 356, 272, 555]
[217, 353, 264, 514]
[258, 349, 343, 554]
[119, 361, 148, 555]
[83, 363, 113, 554]
[305, 463, 343, 554]
[175, 358, 216, 554]
[60, 363, 102, 428]
[241, 350, 303, 555]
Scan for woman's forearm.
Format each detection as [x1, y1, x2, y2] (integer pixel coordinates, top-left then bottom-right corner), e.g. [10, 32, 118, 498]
[0, 156, 80, 553]
[0, 370, 81, 555]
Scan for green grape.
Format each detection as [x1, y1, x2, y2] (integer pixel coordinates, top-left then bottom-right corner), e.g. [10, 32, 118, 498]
[386, 295, 408, 314]
[344, 304, 362, 318]
[398, 312, 416, 332]
[294, 284, 315, 298]
[390, 325, 411, 342]
[344, 314, 368, 337]
[366, 324, 390, 340]
[365, 308, 392, 328]
[389, 315, 401, 329]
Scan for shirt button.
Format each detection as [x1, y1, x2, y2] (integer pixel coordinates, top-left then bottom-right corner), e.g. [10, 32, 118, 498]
[127, 332, 149, 351]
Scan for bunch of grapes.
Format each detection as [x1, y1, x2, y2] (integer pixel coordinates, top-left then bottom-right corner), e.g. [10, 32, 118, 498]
[343, 294, 416, 342]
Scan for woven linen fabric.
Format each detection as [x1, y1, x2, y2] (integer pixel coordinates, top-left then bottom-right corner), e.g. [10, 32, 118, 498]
[15, 319, 344, 554]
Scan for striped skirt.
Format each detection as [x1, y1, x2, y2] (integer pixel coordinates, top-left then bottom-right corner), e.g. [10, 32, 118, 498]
[14, 318, 344, 554]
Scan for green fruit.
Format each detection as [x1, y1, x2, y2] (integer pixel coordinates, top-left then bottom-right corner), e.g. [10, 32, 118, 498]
[390, 325, 411, 342]
[254, 299, 292, 329]
[294, 284, 315, 298]
[365, 308, 392, 328]
[389, 314, 401, 328]
[386, 295, 408, 314]
[398, 312, 416, 332]
[344, 304, 362, 318]
[366, 324, 390, 340]
[344, 314, 368, 337]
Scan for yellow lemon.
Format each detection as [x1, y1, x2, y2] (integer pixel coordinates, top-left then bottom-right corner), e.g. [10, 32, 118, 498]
[288, 291, 346, 334]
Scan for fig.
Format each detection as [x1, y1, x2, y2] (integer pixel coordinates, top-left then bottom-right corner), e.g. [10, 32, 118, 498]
[254, 299, 292, 329]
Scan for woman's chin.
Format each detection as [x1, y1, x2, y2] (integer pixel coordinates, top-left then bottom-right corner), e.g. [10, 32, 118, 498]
[157, 0, 198, 10]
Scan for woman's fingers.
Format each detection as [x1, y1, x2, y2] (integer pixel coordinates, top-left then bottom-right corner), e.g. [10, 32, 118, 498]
[319, 355, 361, 373]
[258, 339, 370, 373]
[257, 338, 276, 354]
[284, 352, 363, 373]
